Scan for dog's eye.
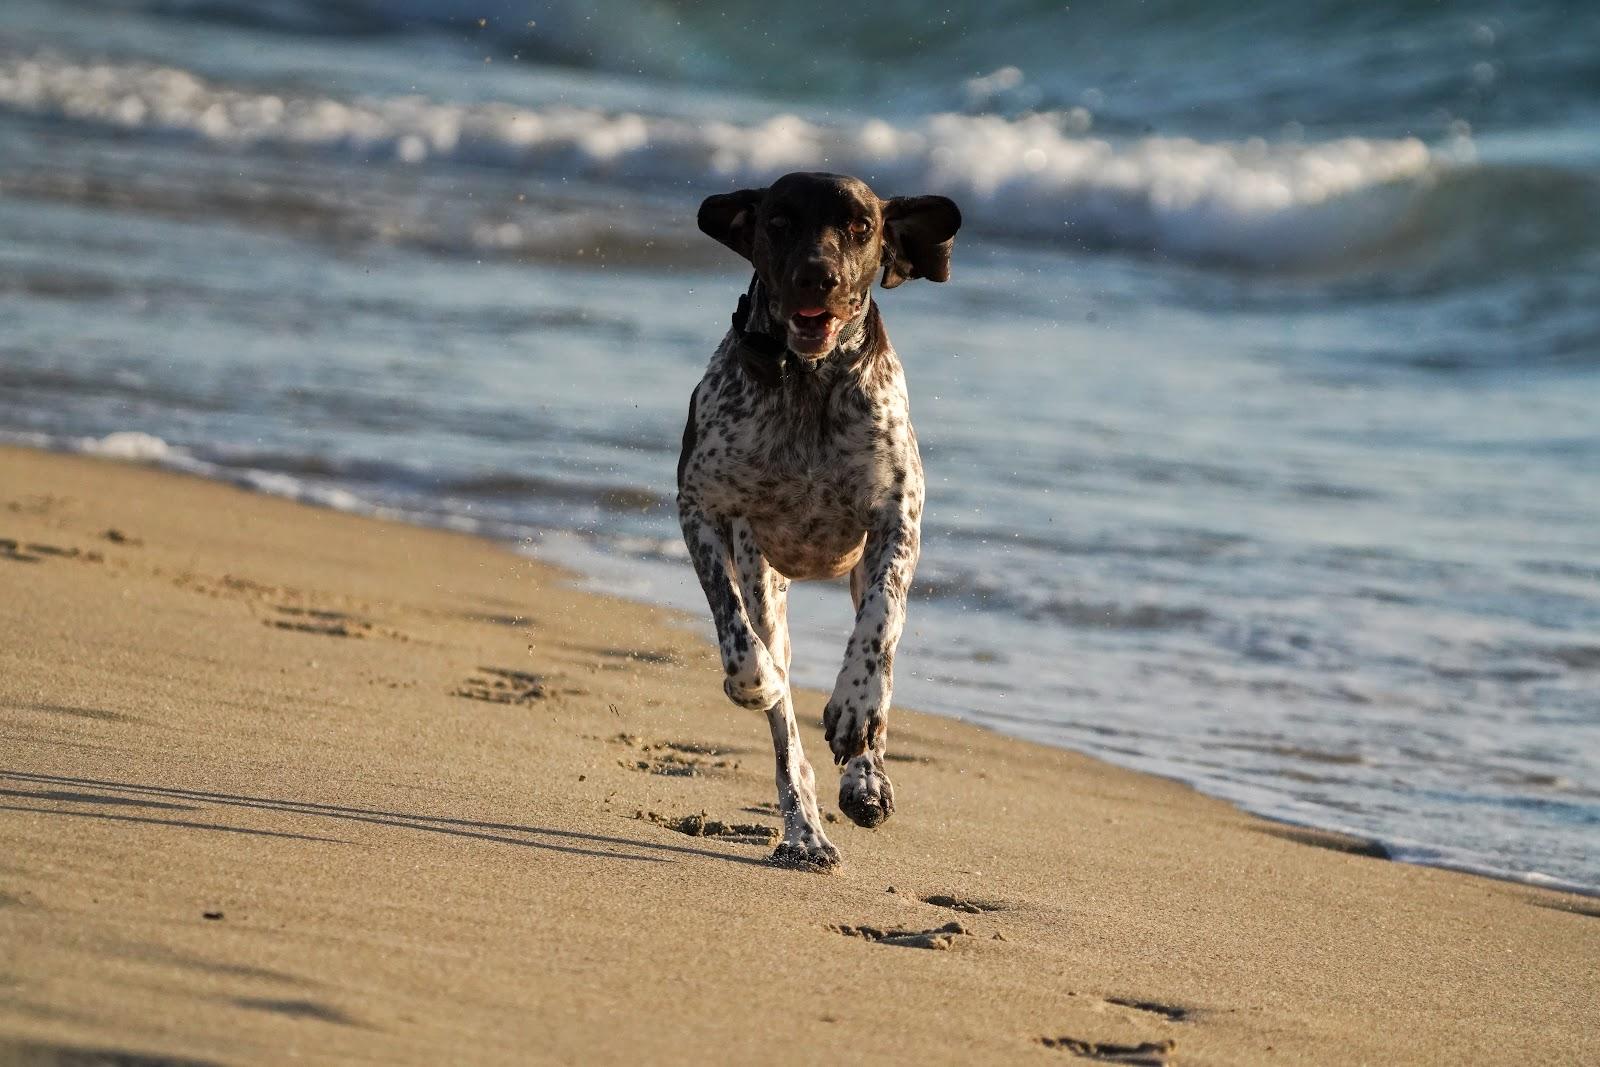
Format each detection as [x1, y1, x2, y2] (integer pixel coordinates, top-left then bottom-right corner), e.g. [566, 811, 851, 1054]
[768, 215, 791, 231]
[848, 218, 871, 238]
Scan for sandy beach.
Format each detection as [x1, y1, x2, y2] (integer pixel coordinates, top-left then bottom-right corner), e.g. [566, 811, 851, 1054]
[1, 445, 1596, 1066]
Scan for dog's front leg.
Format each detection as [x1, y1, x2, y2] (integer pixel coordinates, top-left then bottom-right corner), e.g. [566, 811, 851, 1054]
[726, 522, 840, 870]
[682, 507, 838, 868]
[824, 513, 920, 828]
[677, 502, 787, 710]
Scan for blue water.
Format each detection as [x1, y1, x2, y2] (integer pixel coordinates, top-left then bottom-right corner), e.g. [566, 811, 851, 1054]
[1, 0, 1597, 892]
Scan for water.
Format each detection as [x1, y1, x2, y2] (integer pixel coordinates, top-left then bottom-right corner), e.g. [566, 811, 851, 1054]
[2, 0, 1597, 893]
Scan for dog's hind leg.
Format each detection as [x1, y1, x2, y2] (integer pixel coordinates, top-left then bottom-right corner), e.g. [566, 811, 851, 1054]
[730, 520, 839, 870]
[762, 694, 840, 870]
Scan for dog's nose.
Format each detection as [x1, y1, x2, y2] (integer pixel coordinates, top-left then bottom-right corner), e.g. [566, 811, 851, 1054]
[794, 258, 840, 297]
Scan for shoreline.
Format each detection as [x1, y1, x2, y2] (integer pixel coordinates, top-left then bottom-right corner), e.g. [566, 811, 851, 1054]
[3, 444, 1597, 1065]
[12, 431, 1595, 901]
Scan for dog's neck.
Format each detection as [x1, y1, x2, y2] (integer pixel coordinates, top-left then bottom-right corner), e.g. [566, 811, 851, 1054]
[731, 274, 873, 388]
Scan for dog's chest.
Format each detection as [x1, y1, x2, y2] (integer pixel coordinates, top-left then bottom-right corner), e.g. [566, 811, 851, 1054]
[733, 418, 881, 578]
[692, 364, 914, 529]
[705, 392, 884, 517]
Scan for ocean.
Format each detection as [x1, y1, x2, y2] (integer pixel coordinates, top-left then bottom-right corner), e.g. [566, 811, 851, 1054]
[2, 0, 1597, 893]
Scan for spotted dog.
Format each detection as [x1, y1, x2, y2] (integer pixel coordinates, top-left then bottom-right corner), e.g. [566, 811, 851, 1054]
[677, 172, 960, 870]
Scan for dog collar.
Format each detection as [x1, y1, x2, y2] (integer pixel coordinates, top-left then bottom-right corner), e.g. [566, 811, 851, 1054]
[731, 281, 870, 388]
[731, 291, 790, 388]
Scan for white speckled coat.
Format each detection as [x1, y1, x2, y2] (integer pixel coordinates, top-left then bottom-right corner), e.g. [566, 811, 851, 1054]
[678, 172, 957, 870]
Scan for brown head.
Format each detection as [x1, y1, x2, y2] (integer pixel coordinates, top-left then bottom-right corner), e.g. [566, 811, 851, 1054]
[698, 172, 961, 358]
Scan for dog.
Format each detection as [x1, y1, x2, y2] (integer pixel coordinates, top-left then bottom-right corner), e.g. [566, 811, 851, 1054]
[676, 171, 960, 870]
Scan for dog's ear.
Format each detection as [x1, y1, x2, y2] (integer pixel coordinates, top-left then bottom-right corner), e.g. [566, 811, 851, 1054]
[880, 195, 962, 289]
[698, 188, 767, 261]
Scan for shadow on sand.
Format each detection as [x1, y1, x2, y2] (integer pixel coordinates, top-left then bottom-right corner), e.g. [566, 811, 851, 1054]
[0, 769, 770, 867]
[0, 1039, 225, 1067]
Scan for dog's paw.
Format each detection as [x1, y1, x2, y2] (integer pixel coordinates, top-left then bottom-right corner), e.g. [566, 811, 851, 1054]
[823, 697, 883, 765]
[838, 752, 895, 829]
[768, 834, 842, 872]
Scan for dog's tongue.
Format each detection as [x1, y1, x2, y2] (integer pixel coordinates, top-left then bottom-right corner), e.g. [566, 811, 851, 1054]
[789, 307, 840, 349]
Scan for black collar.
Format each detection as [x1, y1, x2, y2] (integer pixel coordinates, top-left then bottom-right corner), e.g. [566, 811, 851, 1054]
[730, 277, 870, 388]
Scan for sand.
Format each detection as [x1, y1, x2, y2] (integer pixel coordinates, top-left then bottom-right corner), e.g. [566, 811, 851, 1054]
[1, 445, 1595, 1066]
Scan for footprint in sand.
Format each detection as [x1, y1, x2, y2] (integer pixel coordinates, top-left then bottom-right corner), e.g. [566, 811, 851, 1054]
[1037, 1037, 1177, 1065]
[634, 810, 777, 847]
[267, 605, 373, 638]
[596, 647, 684, 668]
[829, 920, 971, 951]
[0, 538, 41, 563]
[611, 734, 740, 777]
[461, 610, 535, 629]
[1104, 998, 1189, 1023]
[920, 892, 1009, 914]
[453, 667, 547, 705]
[0, 537, 104, 564]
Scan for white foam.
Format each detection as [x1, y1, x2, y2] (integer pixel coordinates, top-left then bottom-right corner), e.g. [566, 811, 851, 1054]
[9, 429, 385, 522]
[0, 51, 1439, 266]
[78, 430, 172, 461]
[1382, 846, 1600, 900]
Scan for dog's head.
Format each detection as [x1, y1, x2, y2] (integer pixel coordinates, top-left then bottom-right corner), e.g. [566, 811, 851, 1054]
[698, 172, 961, 358]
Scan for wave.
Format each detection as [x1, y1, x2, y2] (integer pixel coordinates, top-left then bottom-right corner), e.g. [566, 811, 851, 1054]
[50, 431, 383, 515]
[913, 563, 1212, 630]
[15, 429, 1207, 634]
[0, 50, 1453, 269]
[0, 430, 667, 528]
[84, 0, 1600, 140]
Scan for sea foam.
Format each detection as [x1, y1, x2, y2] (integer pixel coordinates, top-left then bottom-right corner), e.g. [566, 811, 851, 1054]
[0, 51, 1437, 267]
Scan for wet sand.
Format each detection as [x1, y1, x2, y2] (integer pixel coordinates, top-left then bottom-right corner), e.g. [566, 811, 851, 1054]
[1, 445, 1596, 1066]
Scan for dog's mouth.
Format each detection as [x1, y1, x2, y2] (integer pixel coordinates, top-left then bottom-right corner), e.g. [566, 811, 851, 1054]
[786, 306, 844, 354]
